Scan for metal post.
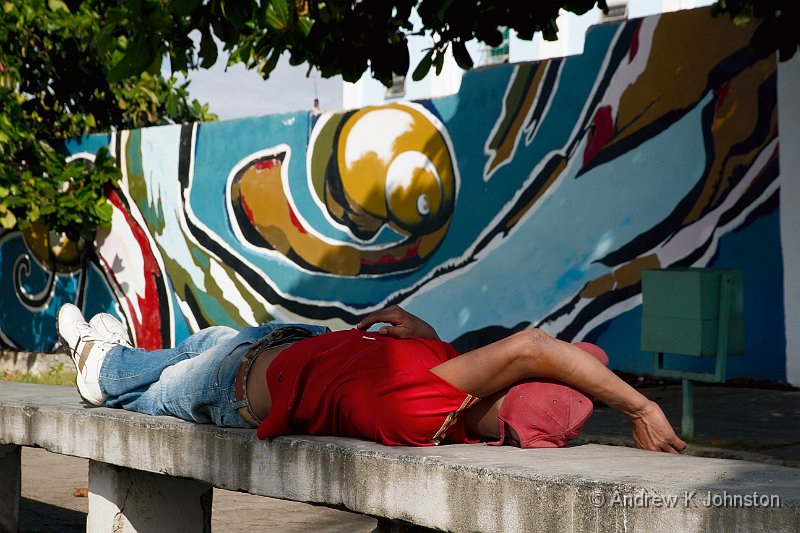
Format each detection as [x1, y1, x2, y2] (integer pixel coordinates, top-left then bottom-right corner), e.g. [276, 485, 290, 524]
[681, 378, 694, 440]
[714, 273, 732, 381]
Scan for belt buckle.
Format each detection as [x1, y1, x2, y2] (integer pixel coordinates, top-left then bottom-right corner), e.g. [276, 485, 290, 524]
[270, 326, 310, 343]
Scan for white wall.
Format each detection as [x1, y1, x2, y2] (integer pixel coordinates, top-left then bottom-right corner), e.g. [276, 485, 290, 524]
[778, 54, 800, 386]
[509, 9, 600, 62]
[628, 0, 714, 17]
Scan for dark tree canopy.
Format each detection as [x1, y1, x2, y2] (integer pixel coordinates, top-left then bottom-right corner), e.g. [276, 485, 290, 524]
[102, 0, 608, 87]
[104, 0, 797, 87]
[712, 0, 798, 61]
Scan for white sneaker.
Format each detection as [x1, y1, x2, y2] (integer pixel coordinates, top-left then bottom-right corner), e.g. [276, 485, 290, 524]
[57, 303, 115, 406]
[89, 313, 133, 347]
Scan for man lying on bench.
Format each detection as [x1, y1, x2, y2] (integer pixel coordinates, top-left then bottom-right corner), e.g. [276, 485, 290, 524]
[57, 303, 686, 453]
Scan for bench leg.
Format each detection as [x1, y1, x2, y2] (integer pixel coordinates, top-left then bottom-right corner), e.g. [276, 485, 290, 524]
[87, 460, 212, 533]
[0, 444, 20, 533]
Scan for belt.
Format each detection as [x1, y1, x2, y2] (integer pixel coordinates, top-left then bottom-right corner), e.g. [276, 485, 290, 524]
[233, 326, 317, 427]
[234, 345, 264, 427]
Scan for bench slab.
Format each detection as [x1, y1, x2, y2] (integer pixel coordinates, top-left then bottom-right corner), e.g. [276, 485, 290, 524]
[1, 382, 799, 532]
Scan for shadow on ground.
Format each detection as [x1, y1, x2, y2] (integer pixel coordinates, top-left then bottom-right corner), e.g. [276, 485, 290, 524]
[20, 497, 86, 533]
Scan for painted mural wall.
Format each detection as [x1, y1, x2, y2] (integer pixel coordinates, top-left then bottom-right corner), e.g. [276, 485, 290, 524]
[1, 7, 786, 381]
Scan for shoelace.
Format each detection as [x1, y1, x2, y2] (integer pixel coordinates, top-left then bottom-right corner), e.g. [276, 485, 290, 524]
[75, 323, 116, 354]
[105, 333, 132, 347]
[89, 320, 133, 347]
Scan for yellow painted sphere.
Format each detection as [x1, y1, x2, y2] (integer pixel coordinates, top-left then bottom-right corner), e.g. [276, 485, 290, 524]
[335, 103, 455, 231]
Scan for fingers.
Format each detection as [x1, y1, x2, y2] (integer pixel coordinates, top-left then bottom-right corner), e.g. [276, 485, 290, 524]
[357, 305, 438, 339]
[662, 442, 681, 454]
[640, 432, 687, 453]
[659, 422, 687, 453]
[631, 408, 687, 454]
[663, 441, 685, 454]
[634, 434, 681, 453]
[376, 325, 414, 339]
[356, 314, 380, 331]
[357, 308, 393, 330]
[670, 435, 688, 453]
[356, 305, 408, 339]
[357, 305, 405, 330]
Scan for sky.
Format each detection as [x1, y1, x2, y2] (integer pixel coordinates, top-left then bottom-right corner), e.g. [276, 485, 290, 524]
[179, 52, 344, 121]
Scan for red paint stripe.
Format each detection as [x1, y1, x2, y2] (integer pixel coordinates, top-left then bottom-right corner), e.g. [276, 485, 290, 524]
[360, 241, 421, 265]
[106, 190, 164, 350]
[629, 22, 641, 62]
[242, 195, 255, 223]
[714, 82, 731, 113]
[583, 105, 614, 167]
[288, 202, 307, 234]
[255, 159, 279, 171]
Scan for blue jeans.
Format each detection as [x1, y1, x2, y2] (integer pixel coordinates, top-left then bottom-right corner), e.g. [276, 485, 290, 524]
[99, 322, 329, 427]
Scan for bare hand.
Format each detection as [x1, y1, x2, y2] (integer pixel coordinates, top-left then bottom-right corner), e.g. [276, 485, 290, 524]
[357, 305, 440, 340]
[630, 401, 687, 453]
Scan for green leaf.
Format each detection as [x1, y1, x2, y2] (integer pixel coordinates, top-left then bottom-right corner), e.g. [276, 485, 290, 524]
[27, 203, 39, 222]
[0, 208, 16, 229]
[266, 0, 290, 31]
[542, 19, 559, 41]
[165, 91, 178, 116]
[107, 37, 157, 83]
[412, 49, 434, 81]
[433, 48, 446, 75]
[436, 0, 455, 22]
[95, 202, 113, 226]
[451, 41, 473, 70]
[47, 0, 69, 13]
[172, 0, 203, 16]
[298, 16, 313, 36]
[222, 0, 250, 31]
[199, 28, 219, 68]
[257, 48, 282, 78]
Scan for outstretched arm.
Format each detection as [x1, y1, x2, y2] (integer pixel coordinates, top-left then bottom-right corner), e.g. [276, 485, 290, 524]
[427, 326, 686, 453]
[357, 305, 440, 340]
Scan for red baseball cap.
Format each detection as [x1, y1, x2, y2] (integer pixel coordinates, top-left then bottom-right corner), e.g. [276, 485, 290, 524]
[488, 342, 608, 448]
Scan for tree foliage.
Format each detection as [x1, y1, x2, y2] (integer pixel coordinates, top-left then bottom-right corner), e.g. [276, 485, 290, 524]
[712, 0, 799, 61]
[95, 0, 798, 89]
[1, 0, 796, 247]
[0, 0, 216, 243]
[88, 0, 611, 88]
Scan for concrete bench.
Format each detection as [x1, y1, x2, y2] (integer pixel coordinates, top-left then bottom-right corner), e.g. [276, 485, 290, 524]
[1, 381, 799, 533]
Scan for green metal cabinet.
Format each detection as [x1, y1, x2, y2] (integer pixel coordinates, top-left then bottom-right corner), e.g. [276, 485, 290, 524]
[642, 268, 744, 376]
[640, 268, 744, 438]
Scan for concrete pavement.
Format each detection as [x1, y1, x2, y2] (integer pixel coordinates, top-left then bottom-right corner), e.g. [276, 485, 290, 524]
[581, 382, 800, 467]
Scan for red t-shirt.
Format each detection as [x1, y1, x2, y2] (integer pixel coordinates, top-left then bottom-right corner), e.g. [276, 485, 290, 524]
[257, 329, 480, 446]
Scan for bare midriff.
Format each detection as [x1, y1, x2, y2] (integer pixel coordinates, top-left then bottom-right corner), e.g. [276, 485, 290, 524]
[246, 342, 295, 422]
